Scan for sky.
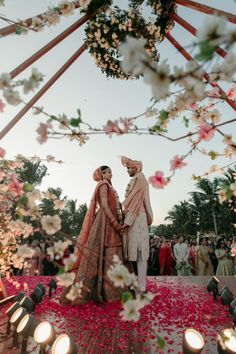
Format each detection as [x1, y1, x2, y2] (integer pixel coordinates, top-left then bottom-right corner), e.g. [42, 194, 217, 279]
[0, 0, 235, 225]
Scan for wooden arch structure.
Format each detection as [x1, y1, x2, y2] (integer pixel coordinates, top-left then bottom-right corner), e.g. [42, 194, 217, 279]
[0, 0, 235, 140]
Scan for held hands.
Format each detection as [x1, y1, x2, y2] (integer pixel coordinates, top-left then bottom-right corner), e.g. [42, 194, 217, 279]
[116, 223, 129, 234]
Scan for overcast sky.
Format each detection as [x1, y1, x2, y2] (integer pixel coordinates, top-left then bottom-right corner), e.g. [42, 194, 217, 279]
[0, 0, 235, 225]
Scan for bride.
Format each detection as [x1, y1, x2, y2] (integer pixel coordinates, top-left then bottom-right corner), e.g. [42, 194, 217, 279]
[61, 165, 125, 304]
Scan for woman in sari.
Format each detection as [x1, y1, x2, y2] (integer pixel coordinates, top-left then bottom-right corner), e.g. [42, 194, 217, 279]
[196, 238, 213, 276]
[61, 166, 125, 304]
[159, 237, 172, 275]
[215, 238, 235, 276]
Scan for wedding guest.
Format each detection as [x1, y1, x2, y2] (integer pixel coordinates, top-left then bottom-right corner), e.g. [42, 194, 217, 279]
[215, 238, 235, 276]
[196, 238, 213, 276]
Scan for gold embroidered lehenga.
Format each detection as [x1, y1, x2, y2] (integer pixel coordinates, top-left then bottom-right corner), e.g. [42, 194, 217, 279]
[61, 178, 124, 305]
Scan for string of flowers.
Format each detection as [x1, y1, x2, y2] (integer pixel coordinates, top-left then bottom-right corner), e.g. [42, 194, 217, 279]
[0, 1, 80, 35]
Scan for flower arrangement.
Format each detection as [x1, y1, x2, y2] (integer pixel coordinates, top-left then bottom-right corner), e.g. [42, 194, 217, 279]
[129, 0, 176, 38]
[85, 7, 161, 79]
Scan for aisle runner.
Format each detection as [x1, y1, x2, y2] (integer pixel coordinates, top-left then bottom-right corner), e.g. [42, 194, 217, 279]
[1, 276, 233, 353]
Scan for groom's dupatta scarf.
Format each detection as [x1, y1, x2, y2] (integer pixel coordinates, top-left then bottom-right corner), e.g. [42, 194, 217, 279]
[73, 180, 108, 270]
[122, 172, 147, 259]
[123, 172, 147, 217]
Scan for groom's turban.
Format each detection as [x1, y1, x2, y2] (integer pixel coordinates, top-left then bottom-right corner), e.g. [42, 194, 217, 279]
[121, 156, 143, 172]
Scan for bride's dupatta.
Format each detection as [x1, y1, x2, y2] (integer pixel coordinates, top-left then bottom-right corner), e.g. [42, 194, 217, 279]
[72, 180, 107, 271]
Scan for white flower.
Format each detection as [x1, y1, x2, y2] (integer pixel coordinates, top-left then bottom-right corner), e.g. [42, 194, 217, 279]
[27, 189, 41, 208]
[31, 16, 44, 31]
[120, 300, 141, 322]
[58, 1, 75, 16]
[218, 189, 227, 203]
[135, 292, 155, 310]
[107, 264, 133, 288]
[0, 73, 11, 89]
[181, 77, 206, 100]
[56, 272, 75, 287]
[53, 199, 65, 210]
[58, 113, 69, 129]
[219, 52, 236, 81]
[43, 9, 60, 26]
[145, 108, 158, 118]
[44, 190, 57, 200]
[197, 16, 227, 45]
[17, 244, 35, 259]
[23, 68, 43, 94]
[47, 239, 71, 260]
[11, 254, 25, 269]
[46, 246, 55, 260]
[41, 214, 61, 235]
[63, 253, 77, 271]
[8, 220, 34, 238]
[65, 281, 83, 301]
[143, 61, 170, 100]
[205, 109, 221, 124]
[119, 37, 149, 76]
[3, 88, 21, 105]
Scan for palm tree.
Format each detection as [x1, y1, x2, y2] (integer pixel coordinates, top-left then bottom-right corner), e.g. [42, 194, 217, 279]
[165, 200, 197, 236]
[39, 187, 64, 216]
[61, 201, 87, 236]
[189, 178, 220, 236]
[18, 160, 47, 186]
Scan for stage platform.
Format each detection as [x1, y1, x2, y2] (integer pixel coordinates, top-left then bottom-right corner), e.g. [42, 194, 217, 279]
[0, 276, 235, 353]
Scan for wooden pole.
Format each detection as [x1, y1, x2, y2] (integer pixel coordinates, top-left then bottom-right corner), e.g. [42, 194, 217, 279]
[166, 33, 236, 112]
[10, 14, 90, 79]
[173, 13, 227, 58]
[0, 44, 87, 141]
[0, 1, 81, 37]
[175, 0, 236, 24]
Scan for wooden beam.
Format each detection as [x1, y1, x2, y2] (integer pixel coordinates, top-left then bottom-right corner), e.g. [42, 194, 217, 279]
[173, 13, 227, 58]
[0, 0, 81, 37]
[0, 44, 87, 140]
[10, 14, 89, 79]
[166, 33, 236, 111]
[176, 0, 236, 24]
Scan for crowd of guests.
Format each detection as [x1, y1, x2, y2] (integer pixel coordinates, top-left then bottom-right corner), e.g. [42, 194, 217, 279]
[148, 234, 236, 276]
[13, 234, 236, 277]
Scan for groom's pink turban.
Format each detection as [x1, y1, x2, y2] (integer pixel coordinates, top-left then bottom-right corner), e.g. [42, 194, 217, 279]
[121, 156, 143, 172]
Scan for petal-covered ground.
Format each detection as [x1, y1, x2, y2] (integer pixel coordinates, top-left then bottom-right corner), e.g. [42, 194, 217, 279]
[0, 276, 235, 353]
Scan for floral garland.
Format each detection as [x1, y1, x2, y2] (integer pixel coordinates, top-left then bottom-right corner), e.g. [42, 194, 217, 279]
[129, 0, 176, 38]
[85, 7, 161, 79]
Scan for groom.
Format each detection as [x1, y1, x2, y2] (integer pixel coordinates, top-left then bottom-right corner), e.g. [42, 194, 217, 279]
[121, 156, 153, 292]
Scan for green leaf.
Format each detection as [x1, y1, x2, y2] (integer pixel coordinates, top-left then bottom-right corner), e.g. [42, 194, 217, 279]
[55, 267, 65, 276]
[159, 110, 169, 121]
[17, 195, 28, 206]
[23, 183, 33, 192]
[225, 189, 233, 200]
[70, 118, 82, 127]
[77, 109, 81, 119]
[208, 150, 217, 160]
[15, 26, 22, 35]
[183, 116, 189, 128]
[195, 41, 215, 61]
[156, 335, 166, 349]
[121, 291, 133, 304]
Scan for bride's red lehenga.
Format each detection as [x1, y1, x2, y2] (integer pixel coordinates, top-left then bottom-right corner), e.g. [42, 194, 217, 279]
[61, 171, 124, 305]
